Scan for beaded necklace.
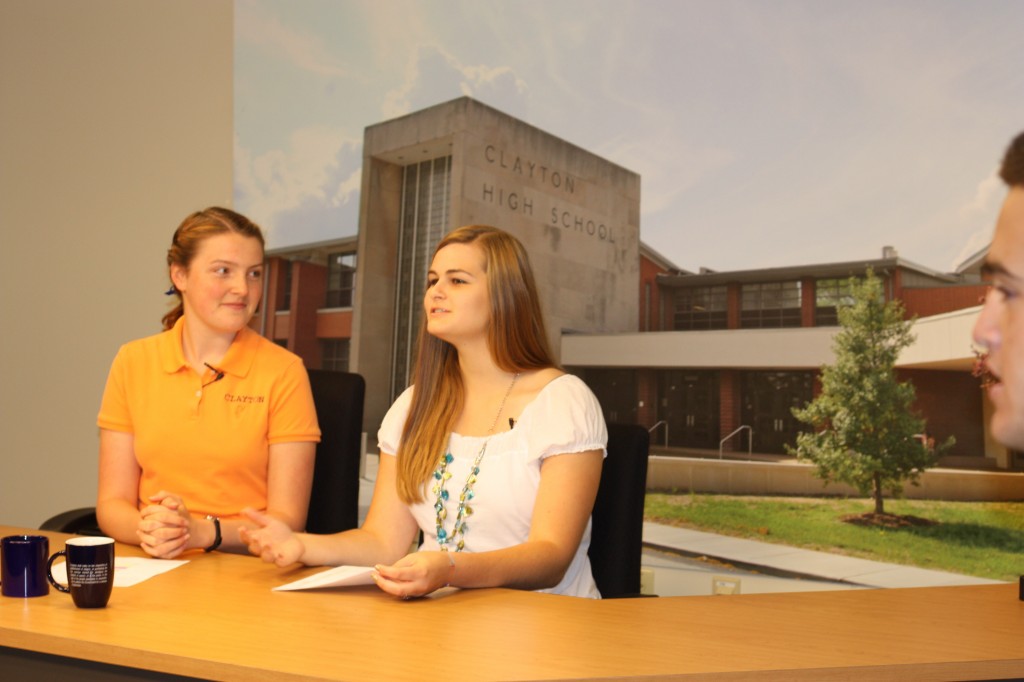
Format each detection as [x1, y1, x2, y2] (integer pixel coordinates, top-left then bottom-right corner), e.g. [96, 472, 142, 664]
[432, 372, 519, 552]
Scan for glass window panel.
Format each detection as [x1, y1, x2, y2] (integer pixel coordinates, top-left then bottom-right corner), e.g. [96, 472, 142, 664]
[672, 286, 728, 330]
[815, 277, 867, 326]
[277, 260, 292, 312]
[325, 251, 356, 308]
[740, 281, 801, 328]
[320, 339, 350, 372]
[392, 155, 451, 398]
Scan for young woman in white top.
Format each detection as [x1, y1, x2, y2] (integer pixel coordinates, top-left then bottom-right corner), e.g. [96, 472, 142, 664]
[242, 225, 607, 597]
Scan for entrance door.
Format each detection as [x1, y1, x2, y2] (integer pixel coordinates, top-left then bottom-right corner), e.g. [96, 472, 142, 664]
[740, 371, 813, 454]
[660, 370, 719, 449]
[582, 368, 638, 425]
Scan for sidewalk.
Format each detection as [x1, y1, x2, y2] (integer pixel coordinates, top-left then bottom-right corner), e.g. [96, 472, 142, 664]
[643, 521, 1002, 590]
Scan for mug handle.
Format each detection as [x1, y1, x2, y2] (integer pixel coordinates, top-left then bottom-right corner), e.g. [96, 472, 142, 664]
[46, 550, 70, 593]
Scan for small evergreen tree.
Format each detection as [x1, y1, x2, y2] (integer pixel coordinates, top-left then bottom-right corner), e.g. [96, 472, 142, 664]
[790, 270, 949, 515]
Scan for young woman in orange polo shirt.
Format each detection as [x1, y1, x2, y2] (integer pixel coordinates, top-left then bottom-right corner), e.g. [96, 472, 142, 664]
[96, 207, 320, 559]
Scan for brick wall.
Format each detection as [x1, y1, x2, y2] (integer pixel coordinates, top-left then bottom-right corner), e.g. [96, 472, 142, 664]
[636, 368, 659, 428]
[900, 368, 985, 457]
[902, 284, 987, 318]
[719, 370, 740, 452]
[289, 260, 327, 367]
[801, 277, 816, 327]
[639, 254, 668, 331]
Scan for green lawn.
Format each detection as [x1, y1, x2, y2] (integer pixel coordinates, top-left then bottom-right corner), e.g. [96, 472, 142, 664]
[644, 493, 1024, 581]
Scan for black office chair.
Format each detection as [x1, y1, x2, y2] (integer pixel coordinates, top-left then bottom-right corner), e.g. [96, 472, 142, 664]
[587, 422, 651, 598]
[39, 507, 102, 536]
[304, 369, 365, 534]
[41, 369, 366, 537]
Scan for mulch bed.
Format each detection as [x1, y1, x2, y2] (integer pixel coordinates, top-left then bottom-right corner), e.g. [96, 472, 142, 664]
[839, 513, 938, 528]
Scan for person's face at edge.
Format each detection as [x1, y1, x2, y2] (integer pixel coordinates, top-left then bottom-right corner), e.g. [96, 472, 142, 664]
[424, 241, 491, 346]
[171, 231, 265, 339]
[973, 187, 1024, 450]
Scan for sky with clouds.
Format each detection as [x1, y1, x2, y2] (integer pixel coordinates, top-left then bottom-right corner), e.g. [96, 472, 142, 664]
[234, 0, 1024, 273]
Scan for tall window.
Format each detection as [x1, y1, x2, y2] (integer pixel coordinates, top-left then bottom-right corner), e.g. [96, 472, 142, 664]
[321, 339, 350, 372]
[815, 277, 856, 326]
[277, 260, 292, 312]
[740, 281, 801, 328]
[644, 282, 651, 331]
[672, 286, 728, 330]
[325, 252, 356, 308]
[392, 155, 452, 397]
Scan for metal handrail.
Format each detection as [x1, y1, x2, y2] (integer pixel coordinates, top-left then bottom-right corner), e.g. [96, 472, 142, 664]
[719, 425, 752, 459]
[648, 420, 668, 448]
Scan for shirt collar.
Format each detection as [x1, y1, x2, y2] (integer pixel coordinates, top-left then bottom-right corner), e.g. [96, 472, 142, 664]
[158, 317, 259, 378]
[219, 325, 259, 378]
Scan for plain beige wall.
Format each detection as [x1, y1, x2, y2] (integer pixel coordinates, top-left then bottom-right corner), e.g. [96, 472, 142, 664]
[0, 0, 233, 528]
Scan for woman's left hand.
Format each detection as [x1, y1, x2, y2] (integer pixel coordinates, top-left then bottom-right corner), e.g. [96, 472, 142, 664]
[137, 491, 191, 558]
[372, 551, 452, 599]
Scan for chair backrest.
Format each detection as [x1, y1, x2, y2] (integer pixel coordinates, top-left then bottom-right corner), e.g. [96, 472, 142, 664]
[588, 422, 650, 598]
[39, 507, 102, 536]
[305, 369, 366, 534]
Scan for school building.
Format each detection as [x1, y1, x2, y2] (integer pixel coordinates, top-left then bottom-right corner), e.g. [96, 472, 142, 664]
[256, 97, 1005, 472]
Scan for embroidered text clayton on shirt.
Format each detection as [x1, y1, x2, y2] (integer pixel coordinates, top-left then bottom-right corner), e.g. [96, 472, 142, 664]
[224, 394, 266, 404]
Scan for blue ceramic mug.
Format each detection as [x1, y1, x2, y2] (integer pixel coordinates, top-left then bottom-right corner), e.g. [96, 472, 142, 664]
[1, 534, 50, 598]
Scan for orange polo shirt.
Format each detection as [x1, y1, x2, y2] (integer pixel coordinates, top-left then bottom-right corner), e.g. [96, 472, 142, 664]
[97, 318, 320, 519]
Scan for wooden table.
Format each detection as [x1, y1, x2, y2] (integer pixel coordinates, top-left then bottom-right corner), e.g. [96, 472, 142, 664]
[2, 526, 1023, 681]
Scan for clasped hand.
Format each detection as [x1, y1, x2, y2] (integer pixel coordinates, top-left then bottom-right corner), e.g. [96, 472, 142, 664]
[137, 491, 191, 559]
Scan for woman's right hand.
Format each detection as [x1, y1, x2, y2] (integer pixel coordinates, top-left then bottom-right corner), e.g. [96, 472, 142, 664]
[240, 508, 306, 566]
[137, 491, 191, 559]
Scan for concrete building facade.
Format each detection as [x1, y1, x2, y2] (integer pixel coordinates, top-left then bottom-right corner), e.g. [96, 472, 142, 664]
[351, 97, 641, 433]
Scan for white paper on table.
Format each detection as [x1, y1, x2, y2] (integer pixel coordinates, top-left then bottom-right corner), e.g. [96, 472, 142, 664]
[50, 557, 188, 588]
[273, 565, 375, 591]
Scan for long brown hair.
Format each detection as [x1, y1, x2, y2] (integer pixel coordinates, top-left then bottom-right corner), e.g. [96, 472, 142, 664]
[162, 207, 265, 330]
[396, 225, 558, 503]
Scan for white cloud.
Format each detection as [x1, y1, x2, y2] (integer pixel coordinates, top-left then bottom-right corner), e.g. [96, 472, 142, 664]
[959, 170, 1004, 221]
[381, 44, 529, 120]
[332, 167, 362, 208]
[951, 230, 992, 272]
[236, 0, 349, 78]
[948, 169, 1005, 270]
[235, 127, 360, 238]
[600, 130, 737, 217]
